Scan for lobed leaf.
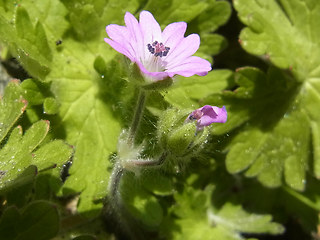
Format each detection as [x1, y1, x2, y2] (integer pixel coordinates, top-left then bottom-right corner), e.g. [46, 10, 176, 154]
[235, 0, 320, 82]
[160, 185, 283, 240]
[0, 80, 27, 144]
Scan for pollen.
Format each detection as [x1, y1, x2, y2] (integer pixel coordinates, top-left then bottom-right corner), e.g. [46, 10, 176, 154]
[147, 41, 170, 57]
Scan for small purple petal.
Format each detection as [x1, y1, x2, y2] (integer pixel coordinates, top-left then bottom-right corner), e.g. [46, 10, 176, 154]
[188, 105, 227, 129]
[210, 106, 228, 123]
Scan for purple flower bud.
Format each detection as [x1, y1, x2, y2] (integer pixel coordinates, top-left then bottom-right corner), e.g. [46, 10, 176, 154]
[188, 105, 227, 130]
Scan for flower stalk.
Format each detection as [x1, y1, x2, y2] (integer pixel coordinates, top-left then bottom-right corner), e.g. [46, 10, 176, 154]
[128, 88, 146, 145]
[107, 86, 152, 239]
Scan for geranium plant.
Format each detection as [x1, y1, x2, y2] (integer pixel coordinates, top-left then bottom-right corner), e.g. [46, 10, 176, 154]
[0, 0, 319, 240]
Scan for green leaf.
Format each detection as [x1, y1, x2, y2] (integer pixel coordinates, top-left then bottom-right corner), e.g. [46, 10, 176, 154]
[121, 172, 164, 228]
[204, 0, 320, 189]
[141, 171, 174, 196]
[204, 67, 311, 190]
[32, 140, 72, 170]
[0, 1, 68, 80]
[144, 0, 208, 24]
[0, 206, 21, 240]
[17, 201, 60, 240]
[0, 201, 59, 240]
[165, 70, 233, 109]
[15, 7, 34, 42]
[0, 120, 60, 187]
[197, 33, 228, 58]
[235, 0, 320, 82]
[0, 83, 72, 191]
[0, 80, 27, 144]
[20, 79, 46, 106]
[1, 165, 37, 207]
[43, 97, 59, 114]
[208, 203, 284, 235]
[161, 185, 283, 240]
[189, 0, 231, 33]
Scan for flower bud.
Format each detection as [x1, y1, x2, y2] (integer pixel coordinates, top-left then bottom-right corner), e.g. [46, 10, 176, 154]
[166, 122, 197, 156]
[157, 106, 227, 157]
[157, 108, 206, 156]
[157, 108, 188, 148]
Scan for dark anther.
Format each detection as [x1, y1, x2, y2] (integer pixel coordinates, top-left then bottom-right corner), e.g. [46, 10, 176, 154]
[147, 41, 170, 57]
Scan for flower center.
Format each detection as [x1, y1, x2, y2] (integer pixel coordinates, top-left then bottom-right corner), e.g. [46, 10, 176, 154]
[147, 41, 170, 57]
[189, 109, 203, 120]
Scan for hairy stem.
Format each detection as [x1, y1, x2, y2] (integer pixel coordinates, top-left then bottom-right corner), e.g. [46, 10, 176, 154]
[107, 163, 132, 239]
[128, 88, 146, 145]
[107, 87, 148, 239]
[126, 151, 167, 167]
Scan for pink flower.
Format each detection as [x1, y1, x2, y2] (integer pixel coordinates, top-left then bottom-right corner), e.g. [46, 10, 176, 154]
[104, 11, 212, 82]
[188, 105, 227, 130]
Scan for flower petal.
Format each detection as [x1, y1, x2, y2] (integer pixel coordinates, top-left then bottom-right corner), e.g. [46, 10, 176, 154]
[104, 38, 135, 61]
[211, 106, 228, 123]
[105, 24, 136, 59]
[197, 105, 227, 127]
[106, 24, 129, 43]
[165, 34, 200, 64]
[162, 22, 187, 53]
[124, 12, 144, 60]
[139, 11, 162, 58]
[136, 61, 169, 81]
[166, 56, 212, 77]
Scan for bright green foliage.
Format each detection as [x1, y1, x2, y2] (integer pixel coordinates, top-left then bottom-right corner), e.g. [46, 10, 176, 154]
[160, 185, 283, 240]
[165, 70, 233, 109]
[194, 0, 320, 190]
[203, 67, 310, 190]
[0, 82, 72, 190]
[0, 5, 51, 79]
[3, 165, 37, 207]
[2, 0, 320, 239]
[43, 97, 60, 114]
[121, 172, 164, 228]
[234, 0, 320, 179]
[235, 0, 320, 82]
[0, 81, 27, 143]
[208, 203, 284, 235]
[0, 0, 232, 217]
[0, 120, 71, 188]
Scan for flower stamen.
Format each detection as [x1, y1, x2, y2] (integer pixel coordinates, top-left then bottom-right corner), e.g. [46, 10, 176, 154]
[147, 41, 170, 57]
[189, 109, 204, 120]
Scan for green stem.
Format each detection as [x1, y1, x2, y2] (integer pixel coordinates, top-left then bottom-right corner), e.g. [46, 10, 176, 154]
[107, 87, 148, 239]
[126, 151, 167, 167]
[282, 185, 320, 211]
[128, 88, 146, 145]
